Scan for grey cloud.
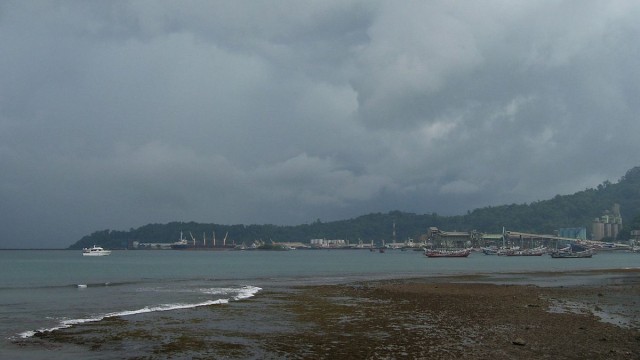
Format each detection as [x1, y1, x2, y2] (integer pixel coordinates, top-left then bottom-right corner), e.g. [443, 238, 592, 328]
[1, 1, 640, 247]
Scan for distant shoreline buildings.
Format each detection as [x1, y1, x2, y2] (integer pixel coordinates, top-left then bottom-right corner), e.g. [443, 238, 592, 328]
[557, 227, 587, 240]
[115, 203, 633, 251]
[309, 238, 347, 248]
[592, 203, 622, 241]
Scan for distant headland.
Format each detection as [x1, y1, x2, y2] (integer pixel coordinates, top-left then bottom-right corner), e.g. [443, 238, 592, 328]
[69, 167, 640, 251]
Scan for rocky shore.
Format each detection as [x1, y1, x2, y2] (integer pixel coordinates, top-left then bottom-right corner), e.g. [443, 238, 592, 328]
[261, 273, 640, 359]
[25, 270, 640, 359]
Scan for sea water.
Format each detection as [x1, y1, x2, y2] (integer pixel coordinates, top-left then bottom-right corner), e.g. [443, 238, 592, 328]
[1, 249, 638, 358]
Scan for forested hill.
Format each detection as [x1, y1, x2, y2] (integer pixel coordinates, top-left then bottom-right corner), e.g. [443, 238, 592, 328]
[68, 166, 640, 249]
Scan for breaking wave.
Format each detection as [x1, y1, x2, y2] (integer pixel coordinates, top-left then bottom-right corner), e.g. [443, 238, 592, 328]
[19, 285, 261, 339]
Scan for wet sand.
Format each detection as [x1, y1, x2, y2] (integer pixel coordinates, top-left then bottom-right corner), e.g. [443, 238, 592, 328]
[22, 269, 640, 359]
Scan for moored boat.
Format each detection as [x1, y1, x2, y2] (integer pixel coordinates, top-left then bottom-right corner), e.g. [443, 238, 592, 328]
[82, 245, 111, 256]
[550, 250, 593, 258]
[495, 247, 519, 256]
[171, 231, 190, 249]
[549, 244, 593, 258]
[424, 248, 471, 258]
[481, 246, 499, 255]
[504, 246, 547, 256]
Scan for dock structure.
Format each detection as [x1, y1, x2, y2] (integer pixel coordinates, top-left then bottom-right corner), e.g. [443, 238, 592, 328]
[427, 227, 480, 248]
[427, 227, 630, 250]
[504, 231, 630, 250]
[505, 231, 577, 243]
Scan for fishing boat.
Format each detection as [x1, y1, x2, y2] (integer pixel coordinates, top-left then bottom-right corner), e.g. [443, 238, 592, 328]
[550, 250, 593, 258]
[481, 246, 498, 255]
[504, 246, 547, 256]
[82, 245, 111, 256]
[424, 248, 471, 258]
[549, 244, 593, 258]
[495, 247, 519, 256]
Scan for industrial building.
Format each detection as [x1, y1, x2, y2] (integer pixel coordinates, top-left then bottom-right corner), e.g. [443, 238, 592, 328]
[558, 227, 587, 240]
[592, 204, 623, 241]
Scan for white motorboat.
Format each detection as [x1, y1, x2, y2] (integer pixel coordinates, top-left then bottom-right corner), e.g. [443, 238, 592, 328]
[82, 245, 111, 256]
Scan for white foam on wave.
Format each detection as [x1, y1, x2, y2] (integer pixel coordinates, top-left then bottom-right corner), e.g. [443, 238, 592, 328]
[199, 285, 262, 299]
[18, 285, 262, 339]
[234, 285, 262, 300]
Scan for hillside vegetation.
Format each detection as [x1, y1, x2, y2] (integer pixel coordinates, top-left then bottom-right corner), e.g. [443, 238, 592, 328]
[69, 167, 640, 249]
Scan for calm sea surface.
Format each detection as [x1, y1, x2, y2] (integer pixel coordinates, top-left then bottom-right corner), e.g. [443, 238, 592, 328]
[1, 249, 638, 358]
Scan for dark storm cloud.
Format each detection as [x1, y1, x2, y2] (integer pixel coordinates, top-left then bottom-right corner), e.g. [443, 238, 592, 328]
[1, 1, 640, 248]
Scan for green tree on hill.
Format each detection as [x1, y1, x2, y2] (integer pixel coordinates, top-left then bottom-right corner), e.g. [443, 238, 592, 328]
[69, 166, 640, 249]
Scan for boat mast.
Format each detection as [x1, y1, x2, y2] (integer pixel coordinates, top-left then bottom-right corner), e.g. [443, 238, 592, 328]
[393, 221, 396, 243]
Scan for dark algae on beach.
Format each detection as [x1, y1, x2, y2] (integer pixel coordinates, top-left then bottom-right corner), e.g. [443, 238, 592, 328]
[258, 281, 639, 359]
[18, 272, 640, 359]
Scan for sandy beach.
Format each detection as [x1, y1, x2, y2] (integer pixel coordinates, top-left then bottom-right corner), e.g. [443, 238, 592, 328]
[25, 269, 640, 359]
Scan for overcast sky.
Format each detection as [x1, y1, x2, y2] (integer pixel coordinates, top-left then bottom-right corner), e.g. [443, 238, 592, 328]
[2, 1, 639, 248]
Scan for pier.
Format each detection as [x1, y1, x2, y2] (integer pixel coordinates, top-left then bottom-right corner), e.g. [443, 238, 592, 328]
[503, 231, 630, 250]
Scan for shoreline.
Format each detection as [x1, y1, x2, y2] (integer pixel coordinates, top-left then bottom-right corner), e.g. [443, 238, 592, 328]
[15, 269, 640, 359]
